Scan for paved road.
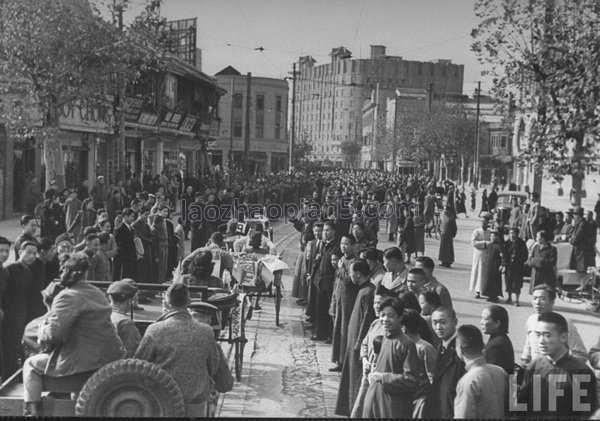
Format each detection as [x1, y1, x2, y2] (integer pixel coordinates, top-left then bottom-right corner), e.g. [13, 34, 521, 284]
[217, 212, 600, 418]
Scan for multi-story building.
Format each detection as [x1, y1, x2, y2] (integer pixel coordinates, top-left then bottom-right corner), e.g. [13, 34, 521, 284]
[295, 45, 464, 166]
[212, 66, 289, 174]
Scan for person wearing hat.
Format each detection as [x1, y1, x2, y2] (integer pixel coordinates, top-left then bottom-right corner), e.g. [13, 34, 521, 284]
[469, 213, 492, 299]
[40, 191, 65, 243]
[134, 283, 224, 416]
[107, 279, 141, 358]
[569, 206, 594, 274]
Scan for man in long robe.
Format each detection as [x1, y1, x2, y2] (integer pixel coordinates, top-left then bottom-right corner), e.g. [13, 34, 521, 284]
[469, 213, 492, 298]
[335, 259, 376, 416]
[361, 296, 420, 418]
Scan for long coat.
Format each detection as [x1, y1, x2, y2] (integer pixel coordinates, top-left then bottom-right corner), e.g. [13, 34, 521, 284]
[39, 280, 125, 376]
[335, 282, 375, 416]
[331, 256, 358, 365]
[114, 222, 138, 281]
[399, 216, 416, 256]
[361, 330, 420, 418]
[438, 212, 457, 265]
[469, 228, 491, 292]
[527, 243, 557, 293]
[423, 337, 466, 419]
[413, 214, 425, 253]
[570, 218, 595, 273]
[481, 241, 503, 299]
[504, 237, 528, 293]
[483, 333, 514, 375]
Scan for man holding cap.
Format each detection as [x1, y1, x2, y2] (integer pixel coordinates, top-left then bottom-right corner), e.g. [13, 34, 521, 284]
[569, 206, 595, 274]
[107, 279, 141, 358]
[469, 212, 492, 299]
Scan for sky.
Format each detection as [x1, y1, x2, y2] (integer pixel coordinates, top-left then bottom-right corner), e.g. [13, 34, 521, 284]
[124, 0, 492, 96]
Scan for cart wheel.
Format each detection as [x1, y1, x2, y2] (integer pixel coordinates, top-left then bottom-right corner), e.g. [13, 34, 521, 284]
[235, 295, 248, 381]
[275, 282, 282, 327]
[235, 339, 245, 382]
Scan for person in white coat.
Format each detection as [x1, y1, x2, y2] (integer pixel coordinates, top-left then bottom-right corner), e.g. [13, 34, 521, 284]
[469, 213, 492, 299]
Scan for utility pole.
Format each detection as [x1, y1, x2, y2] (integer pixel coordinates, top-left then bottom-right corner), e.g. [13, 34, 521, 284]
[228, 77, 235, 171]
[288, 63, 298, 172]
[114, 0, 126, 184]
[474, 81, 481, 189]
[244, 73, 251, 173]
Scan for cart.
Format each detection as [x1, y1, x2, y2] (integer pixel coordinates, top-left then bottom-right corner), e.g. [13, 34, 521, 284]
[232, 252, 288, 327]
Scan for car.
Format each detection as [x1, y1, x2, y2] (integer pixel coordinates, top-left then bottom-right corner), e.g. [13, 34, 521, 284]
[493, 192, 529, 233]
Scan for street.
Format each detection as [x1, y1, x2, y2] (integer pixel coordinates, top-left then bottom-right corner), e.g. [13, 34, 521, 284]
[217, 211, 600, 418]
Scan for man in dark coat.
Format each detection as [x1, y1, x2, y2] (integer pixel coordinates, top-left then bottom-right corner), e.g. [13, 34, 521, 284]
[504, 227, 528, 306]
[1, 242, 37, 378]
[304, 223, 323, 327]
[114, 208, 138, 281]
[569, 206, 594, 273]
[481, 230, 503, 303]
[132, 208, 153, 283]
[423, 306, 466, 419]
[335, 259, 376, 416]
[312, 221, 340, 341]
[438, 207, 457, 267]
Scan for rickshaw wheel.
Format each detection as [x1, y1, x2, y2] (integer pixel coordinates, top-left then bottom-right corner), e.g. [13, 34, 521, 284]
[275, 282, 282, 326]
[234, 295, 248, 381]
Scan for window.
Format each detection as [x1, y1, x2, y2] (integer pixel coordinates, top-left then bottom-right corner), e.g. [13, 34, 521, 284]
[275, 122, 281, 139]
[275, 95, 282, 113]
[256, 94, 264, 111]
[430, 64, 435, 76]
[256, 114, 265, 139]
[233, 93, 243, 109]
[233, 120, 242, 137]
[501, 135, 508, 148]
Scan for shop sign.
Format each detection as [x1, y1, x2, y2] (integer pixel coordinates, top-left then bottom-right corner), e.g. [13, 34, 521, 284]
[138, 112, 159, 126]
[161, 112, 183, 130]
[124, 97, 144, 122]
[179, 115, 198, 132]
[59, 99, 114, 134]
[198, 123, 210, 137]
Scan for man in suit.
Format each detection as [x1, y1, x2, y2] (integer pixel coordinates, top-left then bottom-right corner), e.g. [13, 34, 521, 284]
[304, 222, 323, 328]
[312, 221, 340, 342]
[114, 208, 138, 281]
[424, 306, 466, 418]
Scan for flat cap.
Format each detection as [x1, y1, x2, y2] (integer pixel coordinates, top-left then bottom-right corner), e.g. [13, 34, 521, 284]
[107, 279, 138, 297]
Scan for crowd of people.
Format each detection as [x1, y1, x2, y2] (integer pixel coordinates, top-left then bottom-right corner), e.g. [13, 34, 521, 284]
[287, 169, 600, 418]
[2, 166, 600, 417]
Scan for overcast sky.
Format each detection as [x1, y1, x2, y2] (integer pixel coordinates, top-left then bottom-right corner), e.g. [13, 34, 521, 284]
[127, 0, 491, 96]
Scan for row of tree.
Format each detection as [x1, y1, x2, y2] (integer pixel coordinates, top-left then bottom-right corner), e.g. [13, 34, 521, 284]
[338, 101, 479, 184]
[0, 0, 174, 190]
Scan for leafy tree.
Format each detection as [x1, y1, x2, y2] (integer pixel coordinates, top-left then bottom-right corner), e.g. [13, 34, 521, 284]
[471, 0, 600, 204]
[0, 0, 169, 190]
[340, 140, 362, 168]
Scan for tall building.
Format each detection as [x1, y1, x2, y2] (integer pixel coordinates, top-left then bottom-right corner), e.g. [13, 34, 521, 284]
[295, 45, 464, 166]
[213, 66, 289, 174]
